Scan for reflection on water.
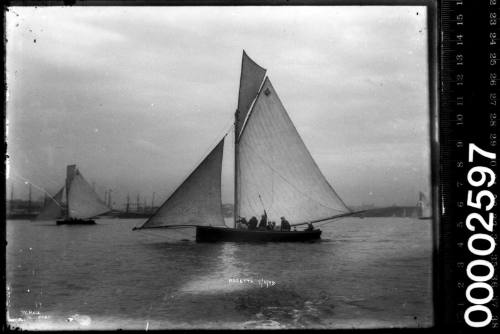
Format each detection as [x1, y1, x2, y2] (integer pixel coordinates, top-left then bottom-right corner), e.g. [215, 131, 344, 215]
[7, 218, 433, 329]
[181, 242, 248, 293]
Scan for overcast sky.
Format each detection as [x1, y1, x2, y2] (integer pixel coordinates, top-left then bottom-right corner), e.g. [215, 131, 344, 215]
[6, 6, 430, 208]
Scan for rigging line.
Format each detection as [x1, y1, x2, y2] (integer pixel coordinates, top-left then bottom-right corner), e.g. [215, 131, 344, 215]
[240, 150, 304, 220]
[4, 157, 61, 189]
[238, 150, 265, 216]
[292, 210, 367, 227]
[6, 172, 66, 210]
[317, 218, 347, 227]
[317, 216, 352, 227]
[239, 140, 347, 214]
[258, 194, 267, 214]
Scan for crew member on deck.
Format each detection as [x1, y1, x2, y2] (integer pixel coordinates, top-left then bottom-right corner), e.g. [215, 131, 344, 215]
[237, 217, 248, 229]
[258, 212, 267, 230]
[280, 217, 291, 231]
[248, 216, 258, 230]
[305, 222, 314, 231]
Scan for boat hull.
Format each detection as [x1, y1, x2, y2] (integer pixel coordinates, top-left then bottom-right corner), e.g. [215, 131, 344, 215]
[56, 219, 96, 225]
[196, 226, 321, 242]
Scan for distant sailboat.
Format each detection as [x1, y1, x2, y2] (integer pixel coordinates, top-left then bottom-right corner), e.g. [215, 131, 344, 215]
[417, 191, 432, 220]
[134, 51, 355, 242]
[36, 165, 110, 225]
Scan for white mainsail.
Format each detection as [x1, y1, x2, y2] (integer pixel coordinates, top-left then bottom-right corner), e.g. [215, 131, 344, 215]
[236, 77, 351, 225]
[140, 138, 226, 229]
[36, 186, 64, 220]
[66, 165, 110, 219]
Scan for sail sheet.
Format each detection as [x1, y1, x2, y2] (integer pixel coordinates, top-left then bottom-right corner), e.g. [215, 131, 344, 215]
[235, 51, 267, 138]
[67, 168, 110, 219]
[236, 77, 351, 225]
[36, 186, 64, 220]
[140, 138, 226, 229]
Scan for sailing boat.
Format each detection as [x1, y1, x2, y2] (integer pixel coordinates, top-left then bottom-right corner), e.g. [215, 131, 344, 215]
[36, 164, 110, 225]
[134, 51, 354, 242]
[417, 191, 432, 220]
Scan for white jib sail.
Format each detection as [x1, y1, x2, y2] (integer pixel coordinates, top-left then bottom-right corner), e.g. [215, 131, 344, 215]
[236, 77, 351, 225]
[140, 138, 226, 229]
[67, 167, 110, 219]
[36, 186, 64, 220]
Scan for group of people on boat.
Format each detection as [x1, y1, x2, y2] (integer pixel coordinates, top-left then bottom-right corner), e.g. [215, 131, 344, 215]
[236, 212, 314, 232]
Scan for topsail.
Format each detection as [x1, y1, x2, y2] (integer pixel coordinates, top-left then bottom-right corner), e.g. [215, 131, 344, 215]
[235, 51, 267, 138]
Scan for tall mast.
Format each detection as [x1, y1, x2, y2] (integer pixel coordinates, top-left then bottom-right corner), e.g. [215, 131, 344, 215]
[234, 110, 239, 225]
[10, 184, 14, 212]
[234, 51, 267, 226]
[136, 194, 140, 213]
[66, 170, 70, 219]
[65, 165, 77, 219]
[234, 52, 244, 226]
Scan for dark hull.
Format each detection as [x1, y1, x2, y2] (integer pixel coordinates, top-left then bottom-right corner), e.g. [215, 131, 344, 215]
[196, 226, 321, 242]
[56, 219, 96, 225]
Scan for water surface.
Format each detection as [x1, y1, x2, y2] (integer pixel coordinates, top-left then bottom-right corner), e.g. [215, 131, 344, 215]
[6, 217, 433, 329]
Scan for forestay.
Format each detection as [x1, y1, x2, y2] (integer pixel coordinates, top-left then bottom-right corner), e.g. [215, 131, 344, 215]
[67, 167, 110, 219]
[236, 77, 351, 225]
[139, 138, 226, 229]
[36, 186, 64, 220]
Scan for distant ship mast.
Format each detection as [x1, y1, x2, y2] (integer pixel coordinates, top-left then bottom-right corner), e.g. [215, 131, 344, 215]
[28, 183, 32, 214]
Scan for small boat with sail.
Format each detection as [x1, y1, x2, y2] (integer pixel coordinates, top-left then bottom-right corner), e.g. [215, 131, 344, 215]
[134, 51, 357, 242]
[417, 191, 432, 220]
[36, 165, 110, 225]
